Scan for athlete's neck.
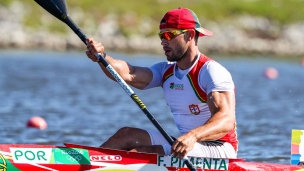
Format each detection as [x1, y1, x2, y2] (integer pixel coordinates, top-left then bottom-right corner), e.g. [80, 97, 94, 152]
[176, 51, 200, 70]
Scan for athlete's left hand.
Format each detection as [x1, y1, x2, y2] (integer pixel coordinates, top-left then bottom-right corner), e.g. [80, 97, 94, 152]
[171, 132, 197, 158]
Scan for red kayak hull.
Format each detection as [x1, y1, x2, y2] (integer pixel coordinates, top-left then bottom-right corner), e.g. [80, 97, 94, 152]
[0, 143, 303, 171]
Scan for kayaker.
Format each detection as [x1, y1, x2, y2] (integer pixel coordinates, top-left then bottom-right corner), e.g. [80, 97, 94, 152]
[85, 7, 238, 159]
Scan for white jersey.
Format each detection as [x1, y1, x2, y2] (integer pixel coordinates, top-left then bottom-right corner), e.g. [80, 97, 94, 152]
[145, 53, 234, 133]
[145, 53, 238, 151]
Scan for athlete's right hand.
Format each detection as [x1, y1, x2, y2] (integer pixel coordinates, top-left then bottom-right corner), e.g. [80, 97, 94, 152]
[86, 38, 105, 62]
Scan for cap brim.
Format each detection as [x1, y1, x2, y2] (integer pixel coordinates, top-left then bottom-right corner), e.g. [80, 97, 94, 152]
[196, 27, 213, 37]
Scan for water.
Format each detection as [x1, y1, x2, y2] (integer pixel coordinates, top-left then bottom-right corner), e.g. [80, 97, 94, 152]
[0, 50, 304, 164]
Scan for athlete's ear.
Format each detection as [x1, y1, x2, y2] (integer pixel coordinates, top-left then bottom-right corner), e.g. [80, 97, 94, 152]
[187, 29, 195, 40]
[183, 32, 189, 41]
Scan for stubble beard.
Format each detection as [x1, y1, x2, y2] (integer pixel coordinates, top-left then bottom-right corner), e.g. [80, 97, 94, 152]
[167, 41, 188, 62]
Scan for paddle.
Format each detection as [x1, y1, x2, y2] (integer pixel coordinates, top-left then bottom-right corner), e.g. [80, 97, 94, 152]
[34, 0, 197, 170]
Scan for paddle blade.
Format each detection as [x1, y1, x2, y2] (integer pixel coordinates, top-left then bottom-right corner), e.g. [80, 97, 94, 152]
[34, 0, 68, 23]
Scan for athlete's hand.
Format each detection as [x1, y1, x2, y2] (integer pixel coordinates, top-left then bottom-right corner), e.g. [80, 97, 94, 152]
[171, 132, 197, 158]
[86, 38, 105, 62]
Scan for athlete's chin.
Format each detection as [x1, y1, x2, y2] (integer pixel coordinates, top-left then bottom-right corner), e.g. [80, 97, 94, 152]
[167, 56, 174, 61]
[167, 55, 180, 62]
[165, 50, 171, 57]
[165, 52, 174, 61]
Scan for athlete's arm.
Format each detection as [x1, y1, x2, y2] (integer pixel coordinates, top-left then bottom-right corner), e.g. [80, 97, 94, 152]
[199, 91, 236, 140]
[171, 91, 235, 158]
[86, 38, 153, 89]
[189, 60, 236, 141]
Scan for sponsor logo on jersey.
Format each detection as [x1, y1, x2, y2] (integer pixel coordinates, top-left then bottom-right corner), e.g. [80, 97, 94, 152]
[169, 82, 184, 90]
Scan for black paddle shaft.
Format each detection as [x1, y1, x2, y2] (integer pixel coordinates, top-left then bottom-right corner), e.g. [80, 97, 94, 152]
[34, 0, 197, 170]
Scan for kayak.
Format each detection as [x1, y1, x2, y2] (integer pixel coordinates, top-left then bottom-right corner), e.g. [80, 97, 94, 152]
[0, 142, 303, 171]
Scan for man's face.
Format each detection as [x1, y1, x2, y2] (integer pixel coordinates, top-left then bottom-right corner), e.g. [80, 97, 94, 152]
[159, 29, 188, 62]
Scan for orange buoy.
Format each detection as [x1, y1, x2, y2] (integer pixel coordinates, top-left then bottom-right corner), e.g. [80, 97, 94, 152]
[301, 58, 304, 67]
[26, 116, 47, 130]
[264, 67, 278, 80]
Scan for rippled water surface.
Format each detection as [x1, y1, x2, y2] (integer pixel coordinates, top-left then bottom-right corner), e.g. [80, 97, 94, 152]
[1, 50, 304, 164]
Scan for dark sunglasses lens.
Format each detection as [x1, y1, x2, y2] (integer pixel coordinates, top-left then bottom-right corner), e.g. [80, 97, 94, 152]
[158, 34, 163, 40]
[159, 33, 165, 40]
[159, 32, 168, 40]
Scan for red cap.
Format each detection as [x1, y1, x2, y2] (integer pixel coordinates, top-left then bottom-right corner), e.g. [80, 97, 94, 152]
[159, 8, 213, 37]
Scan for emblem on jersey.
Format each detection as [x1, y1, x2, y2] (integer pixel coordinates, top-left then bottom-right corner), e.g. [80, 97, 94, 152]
[170, 83, 175, 89]
[189, 104, 200, 115]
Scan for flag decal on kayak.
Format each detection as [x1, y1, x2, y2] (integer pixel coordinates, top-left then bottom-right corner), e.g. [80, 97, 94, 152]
[291, 129, 304, 165]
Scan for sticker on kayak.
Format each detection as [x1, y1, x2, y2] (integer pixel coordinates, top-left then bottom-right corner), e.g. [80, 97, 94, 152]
[9, 147, 90, 164]
[157, 155, 229, 170]
[10, 148, 53, 164]
[291, 129, 304, 165]
[53, 148, 90, 164]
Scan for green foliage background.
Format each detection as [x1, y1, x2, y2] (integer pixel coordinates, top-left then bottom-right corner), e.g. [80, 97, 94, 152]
[17, 0, 303, 23]
[1, 0, 304, 40]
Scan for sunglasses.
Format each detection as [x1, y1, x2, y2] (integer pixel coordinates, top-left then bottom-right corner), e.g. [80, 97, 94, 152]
[158, 30, 188, 41]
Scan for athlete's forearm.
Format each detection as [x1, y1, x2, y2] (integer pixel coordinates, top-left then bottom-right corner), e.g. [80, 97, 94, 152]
[98, 55, 132, 82]
[190, 112, 235, 142]
[98, 55, 153, 90]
